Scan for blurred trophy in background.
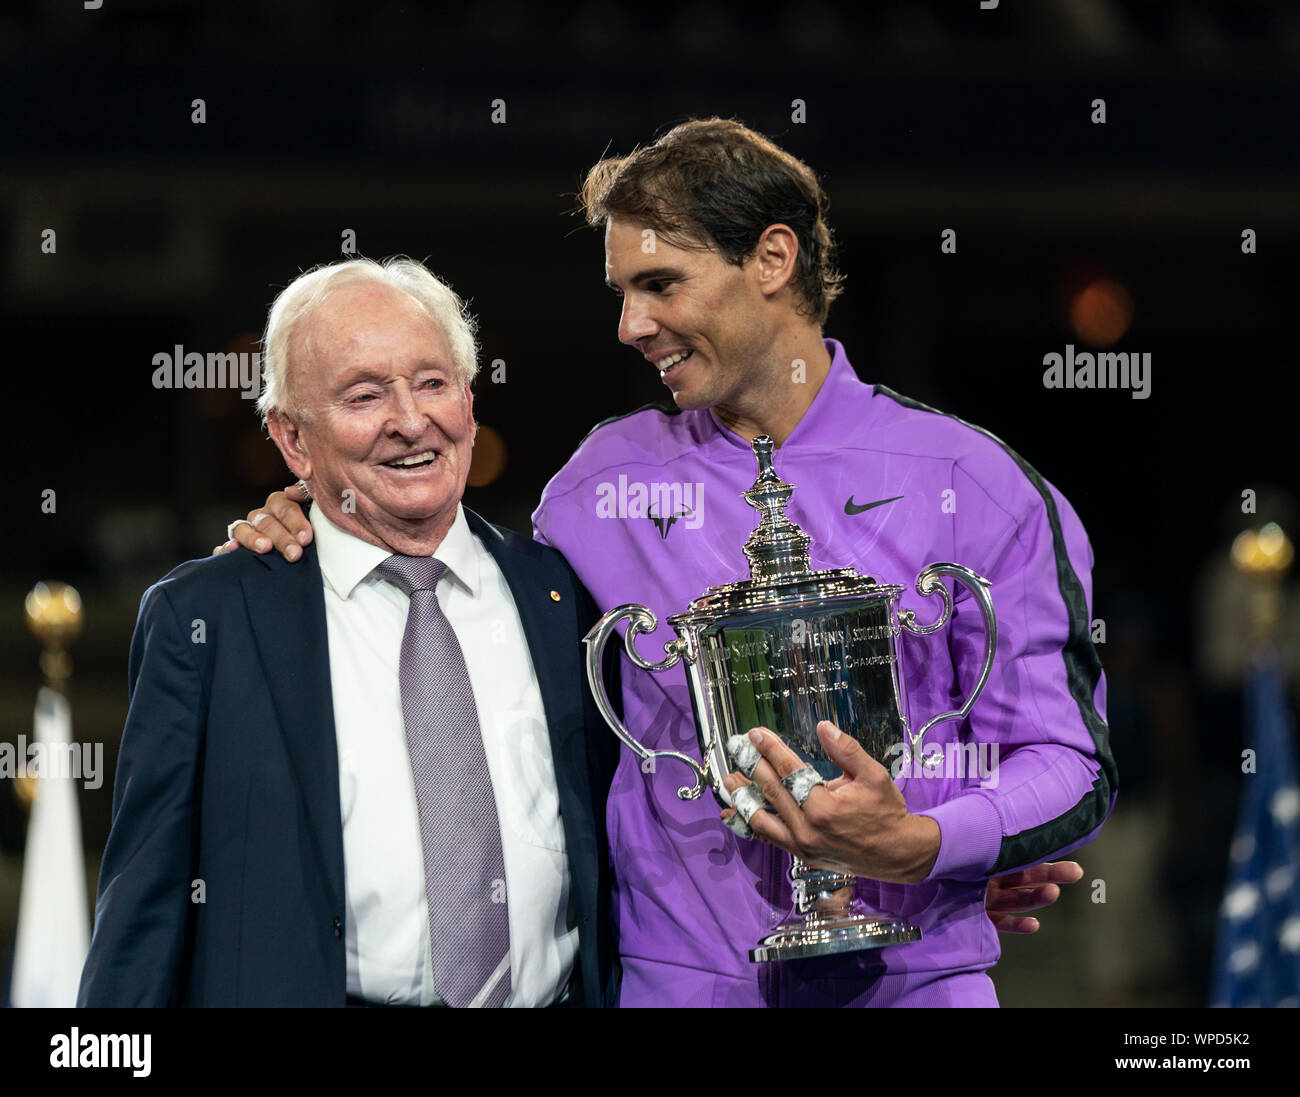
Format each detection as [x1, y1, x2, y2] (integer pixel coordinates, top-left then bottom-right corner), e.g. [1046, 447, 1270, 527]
[11, 582, 90, 1007]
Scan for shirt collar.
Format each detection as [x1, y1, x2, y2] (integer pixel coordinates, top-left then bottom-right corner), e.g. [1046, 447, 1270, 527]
[311, 503, 481, 600]
[705, 337, 865, 451]
[782, 337, 864, 447]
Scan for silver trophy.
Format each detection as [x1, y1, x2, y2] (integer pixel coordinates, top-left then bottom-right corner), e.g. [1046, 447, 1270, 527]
[584, 435, 997, 962]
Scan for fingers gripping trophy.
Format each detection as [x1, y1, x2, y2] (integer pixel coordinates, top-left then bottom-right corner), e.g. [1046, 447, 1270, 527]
[584, 436, 998, 961]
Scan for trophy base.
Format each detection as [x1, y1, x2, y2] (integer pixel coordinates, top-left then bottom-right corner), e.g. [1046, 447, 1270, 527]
[749, 913, 921, 963]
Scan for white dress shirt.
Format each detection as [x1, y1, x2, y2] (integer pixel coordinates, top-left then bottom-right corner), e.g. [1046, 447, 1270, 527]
[311, 503, 576, 1007]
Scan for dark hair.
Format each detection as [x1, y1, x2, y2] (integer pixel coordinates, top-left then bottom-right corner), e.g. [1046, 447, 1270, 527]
[580, 118, 844, 326]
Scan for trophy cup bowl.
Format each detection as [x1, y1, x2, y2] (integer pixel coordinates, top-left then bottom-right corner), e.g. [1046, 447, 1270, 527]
[584, 435, 997, 962]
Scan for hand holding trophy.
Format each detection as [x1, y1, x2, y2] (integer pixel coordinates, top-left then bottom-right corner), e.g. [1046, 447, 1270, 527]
[719, 721, 945, 887]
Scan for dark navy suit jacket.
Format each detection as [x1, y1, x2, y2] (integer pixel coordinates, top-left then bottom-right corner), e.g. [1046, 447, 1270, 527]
[78, 507, 619, 1007]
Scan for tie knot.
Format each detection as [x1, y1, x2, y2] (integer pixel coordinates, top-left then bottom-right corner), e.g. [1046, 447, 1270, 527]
[376, 554, 447, 595]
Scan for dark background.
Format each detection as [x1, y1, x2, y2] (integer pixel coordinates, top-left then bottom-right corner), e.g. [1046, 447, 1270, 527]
[1, 0, 1298, 1007]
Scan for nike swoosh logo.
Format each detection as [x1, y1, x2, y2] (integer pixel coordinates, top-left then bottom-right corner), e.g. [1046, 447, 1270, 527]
[844, 494, 904, 515]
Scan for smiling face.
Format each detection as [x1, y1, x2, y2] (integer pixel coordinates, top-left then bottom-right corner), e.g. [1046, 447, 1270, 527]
[267, 280, 475, 553]
[604, 215, 783, 414]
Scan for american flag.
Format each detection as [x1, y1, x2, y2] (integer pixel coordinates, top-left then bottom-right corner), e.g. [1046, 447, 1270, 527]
[1210, 654, 1300, 1008]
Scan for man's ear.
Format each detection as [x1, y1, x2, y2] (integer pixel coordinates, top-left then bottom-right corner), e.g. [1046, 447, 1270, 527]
[753, 223, 799, 299]
[466, 383, 477, 442]
[267, 409, 313, 483]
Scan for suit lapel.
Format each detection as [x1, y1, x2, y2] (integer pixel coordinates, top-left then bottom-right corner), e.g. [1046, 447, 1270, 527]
[240, 546, 345, 911]
[462, 508, 590, 812]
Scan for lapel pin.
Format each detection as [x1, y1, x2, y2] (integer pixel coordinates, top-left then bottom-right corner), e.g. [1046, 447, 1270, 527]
[550, 590, 562, 602]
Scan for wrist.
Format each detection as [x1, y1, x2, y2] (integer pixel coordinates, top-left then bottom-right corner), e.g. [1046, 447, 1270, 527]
[891, 813, 941, 883]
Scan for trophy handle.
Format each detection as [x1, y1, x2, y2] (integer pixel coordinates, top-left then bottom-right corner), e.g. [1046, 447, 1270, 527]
[583, 604, 709, 801]
[897, 563, 997, 760]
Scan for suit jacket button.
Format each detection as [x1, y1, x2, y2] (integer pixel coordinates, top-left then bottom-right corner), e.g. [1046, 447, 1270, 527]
[332, 916, 343, 938]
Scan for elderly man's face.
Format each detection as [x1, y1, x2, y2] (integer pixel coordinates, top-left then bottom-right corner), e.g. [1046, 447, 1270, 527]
[271, 281, 475, 549]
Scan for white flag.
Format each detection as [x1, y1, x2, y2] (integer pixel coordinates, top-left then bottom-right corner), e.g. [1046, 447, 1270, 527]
[10, 687, 90, 1008]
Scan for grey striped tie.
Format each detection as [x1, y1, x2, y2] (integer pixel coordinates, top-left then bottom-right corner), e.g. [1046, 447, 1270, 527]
[376, 554, 511, 1008]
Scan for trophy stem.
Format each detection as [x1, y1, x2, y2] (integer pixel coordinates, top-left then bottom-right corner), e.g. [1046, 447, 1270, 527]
[792, 858, 856, 916]
[748, 855, 922, 963]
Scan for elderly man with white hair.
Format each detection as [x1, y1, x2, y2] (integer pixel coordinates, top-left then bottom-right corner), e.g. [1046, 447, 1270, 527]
[78, 257, 619, 1008]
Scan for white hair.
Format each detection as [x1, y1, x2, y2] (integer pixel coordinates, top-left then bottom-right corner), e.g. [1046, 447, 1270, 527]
[256, 256, 479, 423]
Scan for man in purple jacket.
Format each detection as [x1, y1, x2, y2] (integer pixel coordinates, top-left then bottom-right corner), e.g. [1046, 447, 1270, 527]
[531, 119, 1113, 1006]
[224, 119, 1111, 1006]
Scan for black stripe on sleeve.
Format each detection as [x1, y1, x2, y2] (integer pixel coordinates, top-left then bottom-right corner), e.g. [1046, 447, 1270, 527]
[873, 385, 1117, 872]
[578, 400, 681, 446]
